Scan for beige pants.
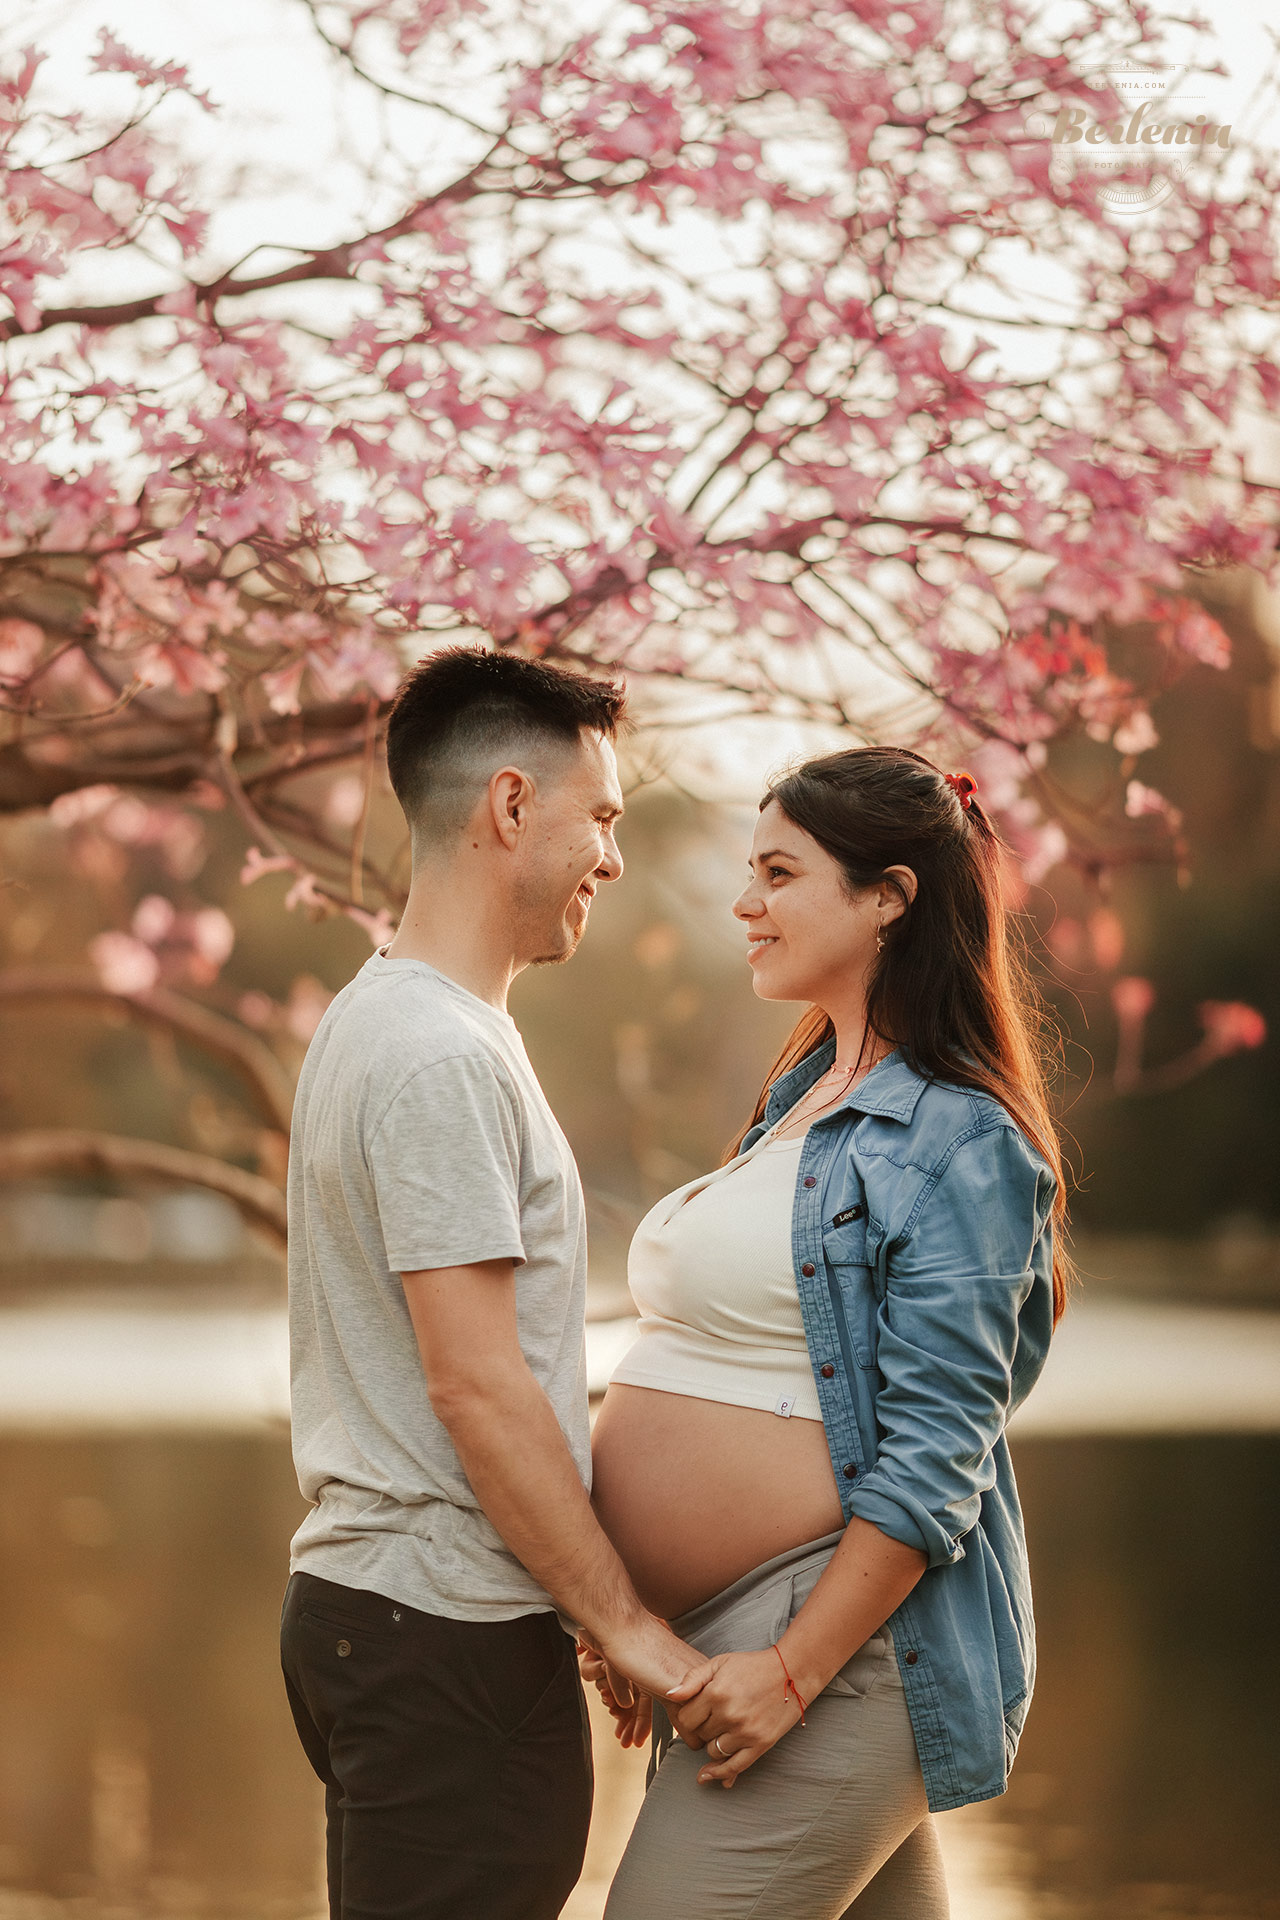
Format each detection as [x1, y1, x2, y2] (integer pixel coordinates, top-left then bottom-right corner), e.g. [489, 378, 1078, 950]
[603, 1532, 949, 1920]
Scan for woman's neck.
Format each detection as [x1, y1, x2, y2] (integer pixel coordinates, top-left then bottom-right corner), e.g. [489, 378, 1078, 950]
[824, 1007, 892, 1078]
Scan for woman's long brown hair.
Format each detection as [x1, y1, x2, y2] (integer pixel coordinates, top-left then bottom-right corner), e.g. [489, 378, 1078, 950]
[727, 746, 1075, 1327]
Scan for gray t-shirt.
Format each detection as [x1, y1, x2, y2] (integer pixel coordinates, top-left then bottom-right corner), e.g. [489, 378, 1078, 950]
[286, 948, 590, 1622]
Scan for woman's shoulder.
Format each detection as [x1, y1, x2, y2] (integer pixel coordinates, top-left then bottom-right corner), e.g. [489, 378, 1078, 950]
[877, 1061, 1054, 1184]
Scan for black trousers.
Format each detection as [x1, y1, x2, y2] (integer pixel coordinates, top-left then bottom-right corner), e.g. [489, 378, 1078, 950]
[280, 1571, 593, 1920]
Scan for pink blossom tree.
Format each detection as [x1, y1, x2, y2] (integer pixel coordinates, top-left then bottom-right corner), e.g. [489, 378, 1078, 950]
[1, 0, 1275, 1212]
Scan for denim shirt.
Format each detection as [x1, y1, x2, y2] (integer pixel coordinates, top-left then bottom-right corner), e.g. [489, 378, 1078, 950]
[742, 1037, 1058, 1812]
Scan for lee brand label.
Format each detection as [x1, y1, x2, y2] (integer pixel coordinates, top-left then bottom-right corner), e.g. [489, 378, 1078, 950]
[830, 1205, 865, 1229]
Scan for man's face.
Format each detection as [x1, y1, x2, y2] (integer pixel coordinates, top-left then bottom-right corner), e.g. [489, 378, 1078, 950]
[514, 731, 625, 966]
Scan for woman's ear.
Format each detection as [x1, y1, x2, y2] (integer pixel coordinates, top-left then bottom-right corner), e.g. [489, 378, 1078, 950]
[880, 865, 918, 918]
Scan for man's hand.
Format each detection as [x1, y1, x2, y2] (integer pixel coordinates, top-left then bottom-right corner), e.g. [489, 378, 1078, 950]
[667, 1649, 803, 1788]
[577, 1641, 653, 1749]
[595, 1612, 712, 1707]
[577, 1617, 712, 1747]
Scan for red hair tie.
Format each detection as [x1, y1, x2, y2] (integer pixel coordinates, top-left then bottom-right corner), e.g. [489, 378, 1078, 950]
[945, 770, 978, 810]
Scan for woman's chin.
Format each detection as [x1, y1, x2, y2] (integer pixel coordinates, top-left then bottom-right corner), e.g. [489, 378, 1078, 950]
[749, 962, 798, 1002]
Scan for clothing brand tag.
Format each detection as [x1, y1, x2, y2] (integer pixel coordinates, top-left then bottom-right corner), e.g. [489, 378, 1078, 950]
[774, 1392, 795, 1418]
[830, 1204, 865, 1228]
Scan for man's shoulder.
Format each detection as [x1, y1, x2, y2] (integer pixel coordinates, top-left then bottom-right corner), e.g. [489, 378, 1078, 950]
[313, 963, 516, 1091]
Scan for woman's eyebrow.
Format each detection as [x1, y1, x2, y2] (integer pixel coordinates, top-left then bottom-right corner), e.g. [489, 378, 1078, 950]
[753, 849, 798, 867]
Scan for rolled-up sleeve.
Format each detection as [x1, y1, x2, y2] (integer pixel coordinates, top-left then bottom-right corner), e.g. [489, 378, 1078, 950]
[846, 1122, 1055, 1570]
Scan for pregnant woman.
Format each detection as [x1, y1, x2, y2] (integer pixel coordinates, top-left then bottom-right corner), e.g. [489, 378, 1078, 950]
[586, 746, 1073, 1919]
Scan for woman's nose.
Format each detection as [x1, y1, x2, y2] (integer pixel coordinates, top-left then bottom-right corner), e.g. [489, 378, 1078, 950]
[732, 885, 759, 920]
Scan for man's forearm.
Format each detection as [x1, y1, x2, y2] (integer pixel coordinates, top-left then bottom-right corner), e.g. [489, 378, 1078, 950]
[403, 1257, 710, 1700]
[435, 1360, 648, 1646]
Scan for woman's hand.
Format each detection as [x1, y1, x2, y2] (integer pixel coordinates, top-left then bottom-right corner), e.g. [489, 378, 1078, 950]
[666, 1648, 802, 1787]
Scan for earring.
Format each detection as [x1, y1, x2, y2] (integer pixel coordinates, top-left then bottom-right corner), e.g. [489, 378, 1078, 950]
[876, 924, 885, 953]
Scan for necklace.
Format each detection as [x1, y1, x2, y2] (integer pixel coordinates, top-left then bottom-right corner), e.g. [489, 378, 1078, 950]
[821, 1045, 892, 1081]
[768, 1045, 893, 1138]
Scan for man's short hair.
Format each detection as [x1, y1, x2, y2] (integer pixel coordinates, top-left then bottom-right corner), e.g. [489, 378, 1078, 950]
[385, 645, 626, 843]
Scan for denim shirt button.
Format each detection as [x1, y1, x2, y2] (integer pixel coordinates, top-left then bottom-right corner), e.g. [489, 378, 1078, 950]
[803, 1175, 817, 1188]
[801, 1262, 816, 1277]
[820, 1364, 835, 1379]
[842, 1463, 857, 1479]
[904, 1650, 919, 1665]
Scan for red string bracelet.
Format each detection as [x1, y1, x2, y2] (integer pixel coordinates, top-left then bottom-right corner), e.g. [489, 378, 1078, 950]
[772, 1643, 808, 1725]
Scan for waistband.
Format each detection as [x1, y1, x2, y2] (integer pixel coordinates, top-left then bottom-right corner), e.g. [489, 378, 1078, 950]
[649, 1528, 874, 1782]
[668, 1528, 846, 1641]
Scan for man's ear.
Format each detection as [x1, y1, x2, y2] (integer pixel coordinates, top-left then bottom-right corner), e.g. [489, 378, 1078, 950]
[488, 766, 536, 850]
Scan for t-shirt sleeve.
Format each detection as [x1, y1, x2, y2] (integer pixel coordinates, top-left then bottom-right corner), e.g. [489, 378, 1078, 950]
[367, 1052, 526, 1274]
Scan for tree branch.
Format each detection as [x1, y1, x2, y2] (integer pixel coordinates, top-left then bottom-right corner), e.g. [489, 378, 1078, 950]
[0, 1129, 286, 1250]
[0, 969, 295, 1133]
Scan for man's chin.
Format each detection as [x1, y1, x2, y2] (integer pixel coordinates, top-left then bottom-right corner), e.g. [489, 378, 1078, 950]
[530, 918, 584, 967]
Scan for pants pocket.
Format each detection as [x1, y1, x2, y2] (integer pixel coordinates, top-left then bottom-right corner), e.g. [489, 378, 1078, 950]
[473, 1614, 576, 1740]
[822, 1628, 890, 1697]
[781, 1562, 891, 1700]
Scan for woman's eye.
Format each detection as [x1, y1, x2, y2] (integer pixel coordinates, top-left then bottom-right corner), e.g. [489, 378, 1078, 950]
[768, 867, 789, 881]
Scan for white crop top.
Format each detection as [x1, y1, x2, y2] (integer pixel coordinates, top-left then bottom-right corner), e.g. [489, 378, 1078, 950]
[608, 1128, 822, 1421]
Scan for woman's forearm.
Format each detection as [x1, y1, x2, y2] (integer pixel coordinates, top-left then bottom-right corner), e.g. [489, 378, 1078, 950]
[775, 1514, 927, 1705]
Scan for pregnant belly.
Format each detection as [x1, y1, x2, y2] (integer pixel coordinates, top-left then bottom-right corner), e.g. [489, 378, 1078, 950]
[590, 1383, 846, 1619]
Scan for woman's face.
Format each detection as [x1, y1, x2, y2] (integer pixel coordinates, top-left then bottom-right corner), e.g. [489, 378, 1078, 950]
[732, 800, 911, 1008]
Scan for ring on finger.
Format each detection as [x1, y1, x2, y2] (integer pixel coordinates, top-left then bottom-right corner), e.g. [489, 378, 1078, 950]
[711, 1735, 728, 1758]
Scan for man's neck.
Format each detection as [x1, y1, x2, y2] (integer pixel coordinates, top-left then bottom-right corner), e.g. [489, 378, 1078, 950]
[383, 874, 520, 1012]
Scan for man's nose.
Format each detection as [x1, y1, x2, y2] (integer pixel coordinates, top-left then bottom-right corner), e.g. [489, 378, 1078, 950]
[599, 831, 623, 883]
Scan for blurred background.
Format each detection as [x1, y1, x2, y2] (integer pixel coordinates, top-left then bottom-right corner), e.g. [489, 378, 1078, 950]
[1, 563, 1278, 1919]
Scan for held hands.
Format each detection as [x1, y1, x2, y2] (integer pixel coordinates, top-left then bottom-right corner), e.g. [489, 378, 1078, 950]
[576, 1640, 652, 1748]
[666, 1648, 805, 1787]
[576, 1614, 710, 1752]
[576, 1639, 807, 1786]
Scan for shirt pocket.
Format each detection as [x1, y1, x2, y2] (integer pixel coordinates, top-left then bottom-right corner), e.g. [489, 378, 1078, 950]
[821, 1217, 877, 1368]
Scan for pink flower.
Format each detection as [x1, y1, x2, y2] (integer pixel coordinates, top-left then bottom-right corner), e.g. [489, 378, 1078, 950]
[1126, 781, 1173, 821]
[285, 976, 334, 1042]
[49, 784, 119, 829]
[89, 931, 160, 995]
[1045, 916, 1083, 964]
[1088, 909, 1125, 973]
[1111, 976, 1156, 1023]
[0, 617, 44, 681]
[190, 907, 235, 969]
[131, 893, 176, 946]
[90, 28, 215, 107]
[1198, 1002, 1267, 1054]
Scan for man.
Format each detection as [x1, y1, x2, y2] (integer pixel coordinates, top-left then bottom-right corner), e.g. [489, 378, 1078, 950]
[280, 647, 708, 1920]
